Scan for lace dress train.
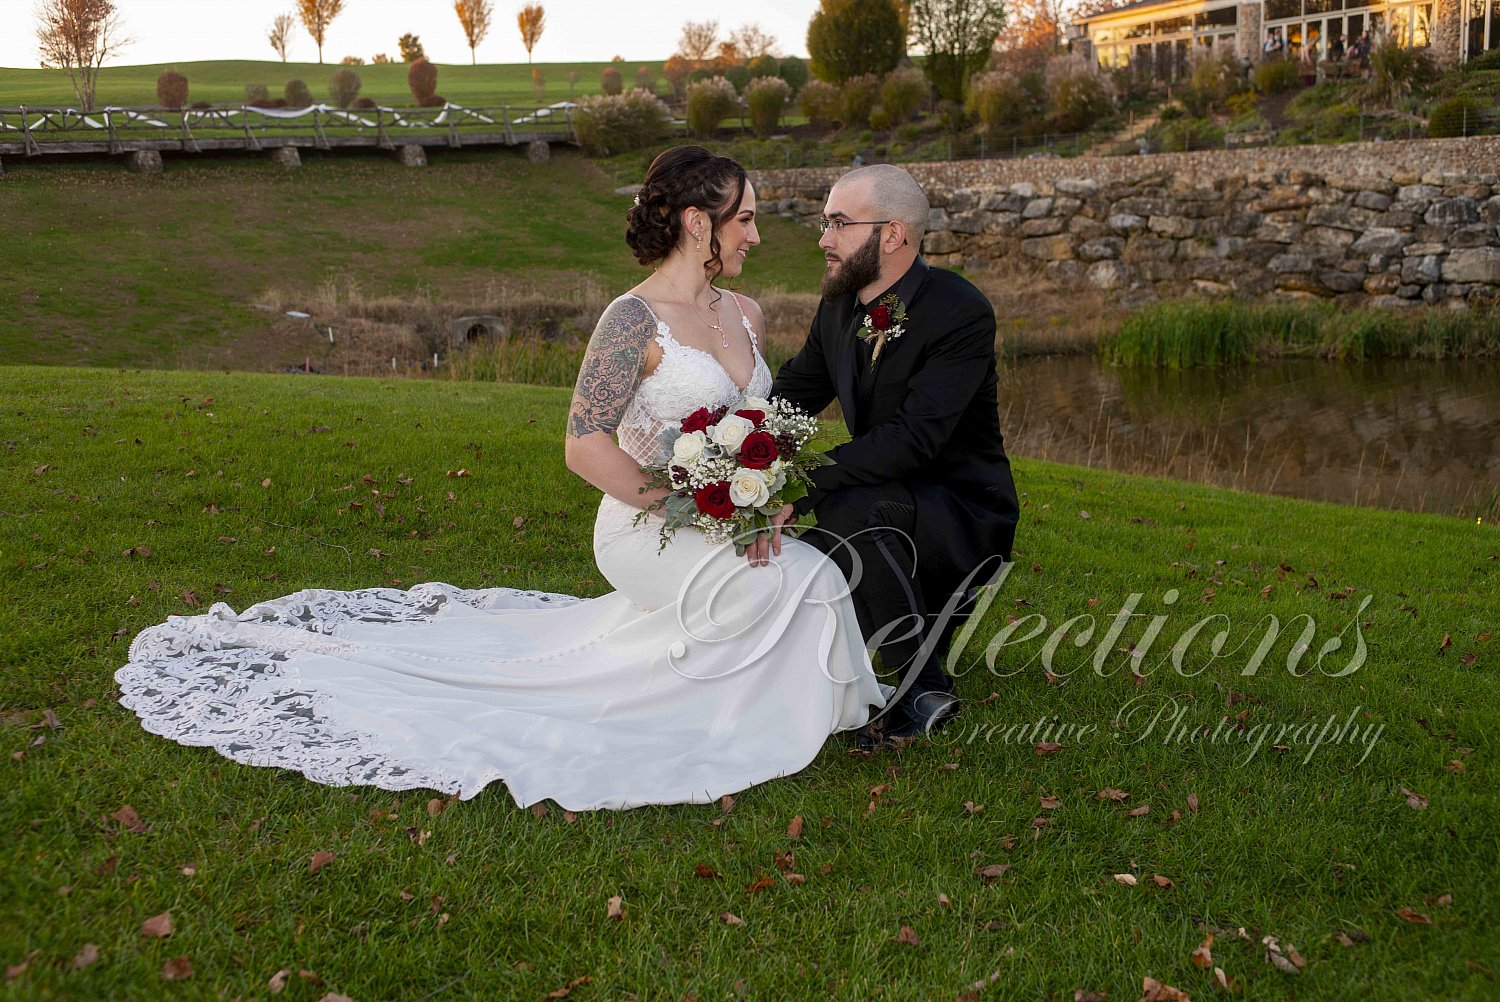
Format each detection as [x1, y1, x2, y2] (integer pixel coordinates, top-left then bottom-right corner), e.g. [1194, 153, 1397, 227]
[116, 294, 890, 811]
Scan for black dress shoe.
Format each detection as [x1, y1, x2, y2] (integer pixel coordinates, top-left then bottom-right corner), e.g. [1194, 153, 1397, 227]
[882, 689, 962, 741]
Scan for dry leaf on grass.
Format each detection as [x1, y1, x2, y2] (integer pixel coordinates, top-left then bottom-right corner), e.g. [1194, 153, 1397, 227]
[787, 814, 804, 839]
[891, 925, 920, 946]
[1395, 907, 1432, 925]
[606, 895, 624, 920]
[141, 911, 173, 938]
[109, 804, 150, 834]
[269, 969, 290, 994]
[71, 944, 100, 970]
[161, 957, 193, 982]
[1098, 788, 1129, 801]
[1401, 787, 1429, 810]
[975, 863, 1012, 885]
[1190, 933, 1214, 969]
[1138, 976, 1190, 1001]
[544, 977, 591, 1000]
[308, 851, 336, 874]
[720, 911, 744, 926]
[1113, 874, 1138, 887]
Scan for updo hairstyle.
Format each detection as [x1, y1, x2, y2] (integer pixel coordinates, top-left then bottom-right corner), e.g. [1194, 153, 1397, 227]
[625, 145, 748, 280]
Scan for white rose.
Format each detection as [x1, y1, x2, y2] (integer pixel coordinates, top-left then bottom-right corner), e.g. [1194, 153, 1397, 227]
[728, 467, 771, 508]
[671, 430, 707, 465]
[711, 414, 755, 452]
[741, 395, 772, 412]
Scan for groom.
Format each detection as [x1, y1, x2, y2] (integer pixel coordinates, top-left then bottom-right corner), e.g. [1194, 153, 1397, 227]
[757, 163, 1020, 745]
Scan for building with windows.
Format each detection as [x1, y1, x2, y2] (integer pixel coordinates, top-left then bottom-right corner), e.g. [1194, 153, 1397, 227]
[1069, 0, 1493, 80]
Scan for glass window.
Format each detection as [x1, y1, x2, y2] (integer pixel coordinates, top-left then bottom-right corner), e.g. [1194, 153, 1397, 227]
[1413, 2, 1433, 44]
[1156, 15, 1192, 35]
[1095, 27, 1115, 43]
[1490, 0, 1500, 50]
[1266, 0, 1303, 21]
[1174, 37, 1191, 77]
[1195, 6, 1239, 27]
[1306, 0, 1342, 13]
[1387, 6, 1410, 46]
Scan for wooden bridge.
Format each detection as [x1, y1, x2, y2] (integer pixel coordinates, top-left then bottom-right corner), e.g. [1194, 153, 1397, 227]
[0, 102, 579, 160]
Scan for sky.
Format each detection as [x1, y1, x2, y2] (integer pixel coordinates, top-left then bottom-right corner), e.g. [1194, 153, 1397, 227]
[1, 0, 823, 69]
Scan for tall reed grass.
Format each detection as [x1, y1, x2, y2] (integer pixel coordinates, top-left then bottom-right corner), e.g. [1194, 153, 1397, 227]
[1103, 299, 1500, 367]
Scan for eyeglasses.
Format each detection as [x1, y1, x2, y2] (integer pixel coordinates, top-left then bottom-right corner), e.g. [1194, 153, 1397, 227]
[817, 217, 893, 235]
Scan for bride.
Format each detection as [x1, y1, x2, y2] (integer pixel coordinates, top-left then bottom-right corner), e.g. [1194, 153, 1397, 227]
[116, 146, 891, 812]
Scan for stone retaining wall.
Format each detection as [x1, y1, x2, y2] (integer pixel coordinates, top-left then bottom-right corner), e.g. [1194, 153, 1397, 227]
[751, 138, 1500, 306]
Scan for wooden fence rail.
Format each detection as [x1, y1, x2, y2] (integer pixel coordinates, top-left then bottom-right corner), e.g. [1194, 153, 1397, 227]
[0, 102, 579, 157]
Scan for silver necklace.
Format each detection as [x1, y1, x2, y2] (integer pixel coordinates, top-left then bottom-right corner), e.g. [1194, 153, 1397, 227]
[659, 270, 727, 348]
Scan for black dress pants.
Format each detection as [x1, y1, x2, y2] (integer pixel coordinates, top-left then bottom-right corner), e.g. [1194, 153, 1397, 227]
[798, 482, 954, 700]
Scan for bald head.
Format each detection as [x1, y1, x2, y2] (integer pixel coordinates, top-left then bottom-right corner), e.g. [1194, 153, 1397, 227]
[833, 164, 930, 242]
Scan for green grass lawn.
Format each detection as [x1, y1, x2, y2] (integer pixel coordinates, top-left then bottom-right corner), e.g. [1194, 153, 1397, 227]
[0, 149, 827, 370]
[2, 367, 1496, 999]
[0, 59, 659, 110]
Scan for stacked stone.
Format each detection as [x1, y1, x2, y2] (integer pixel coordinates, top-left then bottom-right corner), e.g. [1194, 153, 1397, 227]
[758, 166, 1500, 307]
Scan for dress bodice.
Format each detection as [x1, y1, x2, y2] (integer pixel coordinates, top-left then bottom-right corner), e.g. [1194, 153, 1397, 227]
[615, 292, 773, 468]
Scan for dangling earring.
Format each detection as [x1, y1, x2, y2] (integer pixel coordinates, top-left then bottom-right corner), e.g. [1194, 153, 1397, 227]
[694, 228, 702, 252]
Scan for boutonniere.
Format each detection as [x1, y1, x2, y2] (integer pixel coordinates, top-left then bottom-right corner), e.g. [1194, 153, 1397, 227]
[858, 294, 908, 368]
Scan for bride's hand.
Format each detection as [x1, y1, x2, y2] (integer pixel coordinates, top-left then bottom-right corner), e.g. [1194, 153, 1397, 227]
[746, 504, 797, 567]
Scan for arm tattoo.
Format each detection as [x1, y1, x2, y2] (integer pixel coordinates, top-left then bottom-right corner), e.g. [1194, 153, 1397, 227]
[566, 296, 655, 438]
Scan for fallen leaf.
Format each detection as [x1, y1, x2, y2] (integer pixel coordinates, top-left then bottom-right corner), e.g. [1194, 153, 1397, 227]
[774, 850, 795, 872]
[512, 516, 524, 528]
[1040, 794, 1061, 810]
[964, 800, 985, 815]
[937, 892, 951, 907]
[308, 851, 336, 874]
[546, 978, 591, 1002]
[787, 814, 804, 839]
[1035, 741, 1062, 756]
[1267, 950, 1301, 975]
[181, 589, 199, 609]
[1401, 787, 1429, 810]
[1113, 873, 1138, 887]
[891, 925, 920, 946]
[1098, 788, 1130, 801]
[720, 912, 744, 926]
[161, 956, 193, 982]
[563, 811, 578, 824]
[110, 804, 150, 834]
[746, 875, 775, 894]
[975, 863, 1011, 884]
[319, 995, 353, 1002]
[1074, 991, 1108, 1002]
[6, 950, 39, 983]
[71, 944, 100, 970]
[1212, 967, 1238, 992]
[1191, 932, 1214, 969]
[1152, 875, 1175, 888]
[269, 969, 290, 994]
[1139, 975, 1190, 1000]
[141, 911, 174, 938]
[1425, 893, 1453, 908]
[529, 803, 549, 819]
[782, 873, 805, 885]
[693, 864, 721, 879]
[606, 895, 625, 920]
[1395, 907, 1432, 925]
[1186, 793, 1199, 812]
[1439, 634, 1452, 652]
[1126, 804, 1151, 817]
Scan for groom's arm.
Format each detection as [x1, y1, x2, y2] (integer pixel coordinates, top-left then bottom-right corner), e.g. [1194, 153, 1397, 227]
[770, 302, 837, 418]
[799, 297, 995, 512]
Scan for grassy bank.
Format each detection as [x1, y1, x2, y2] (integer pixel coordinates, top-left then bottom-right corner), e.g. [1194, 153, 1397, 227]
[2, 367, 1496, 999]
[0, 149, 827, 371]
[1102, 299, 1500, 368]
[0, 59, 652, 110]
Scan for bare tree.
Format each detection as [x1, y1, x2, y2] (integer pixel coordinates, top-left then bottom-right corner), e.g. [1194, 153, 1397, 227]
[677, 19, 719, 64]
[454, 0, 494, 65]
[728, 23, 777, 59]
[516, 3, 545, 65]
[36, 0, 130, 112]
[296, 0, 346, 64]
[268, 12, 295, 62]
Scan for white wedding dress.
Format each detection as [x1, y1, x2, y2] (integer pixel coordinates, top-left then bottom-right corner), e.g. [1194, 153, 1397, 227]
[116, 293, 890, 811]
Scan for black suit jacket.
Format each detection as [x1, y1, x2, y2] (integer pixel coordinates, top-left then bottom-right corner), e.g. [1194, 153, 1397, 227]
[771, 258, 1020, 610]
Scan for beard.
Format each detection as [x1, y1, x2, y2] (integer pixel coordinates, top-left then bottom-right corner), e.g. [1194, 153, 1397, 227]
[820, 228, 883, 300]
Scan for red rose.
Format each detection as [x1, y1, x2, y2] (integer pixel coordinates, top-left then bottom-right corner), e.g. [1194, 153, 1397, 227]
[694, 481, 735, 519]
[680, 407, 715, 434]
[737, 431, 779, 469]
[734, 408, 766, 427]
[710, 405, 730, 422]
[870, 305, 892, 331]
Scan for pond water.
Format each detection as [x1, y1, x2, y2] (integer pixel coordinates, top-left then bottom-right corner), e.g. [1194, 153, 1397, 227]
[997, 355, 1500, 520]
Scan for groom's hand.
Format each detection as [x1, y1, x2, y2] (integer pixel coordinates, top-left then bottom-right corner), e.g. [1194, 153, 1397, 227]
[746, 504, 797, 567]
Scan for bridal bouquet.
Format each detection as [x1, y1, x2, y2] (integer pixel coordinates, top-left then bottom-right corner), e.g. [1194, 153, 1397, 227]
[635, 396, 832, 553]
